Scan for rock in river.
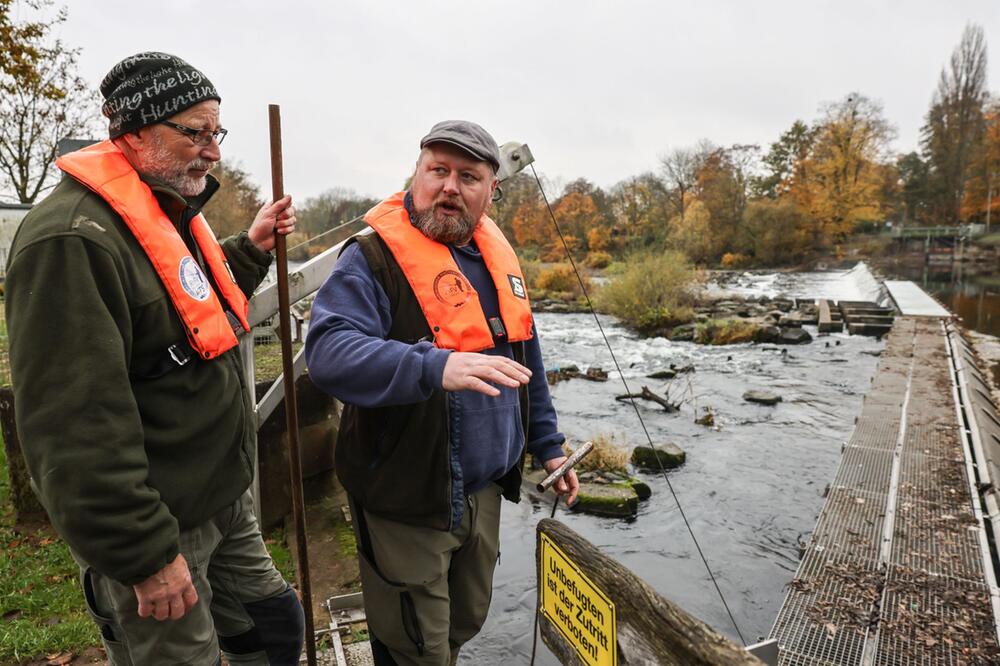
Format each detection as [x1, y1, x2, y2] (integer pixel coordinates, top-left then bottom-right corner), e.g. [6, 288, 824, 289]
[668, 324, 696, 342]
[572, 483, 639, 518]
[755, 325, 782, 343]
[631, 443, 686, 470]
[743, 390, 782, 405]
[778, 328, 813, 345]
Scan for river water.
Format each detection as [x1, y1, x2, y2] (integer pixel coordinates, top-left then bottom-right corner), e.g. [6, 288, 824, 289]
[889, 263, 1000, 338]
[462, 267, 887, 664]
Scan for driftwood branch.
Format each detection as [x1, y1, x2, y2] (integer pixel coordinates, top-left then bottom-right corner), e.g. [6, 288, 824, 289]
[615, 385, 679, 412]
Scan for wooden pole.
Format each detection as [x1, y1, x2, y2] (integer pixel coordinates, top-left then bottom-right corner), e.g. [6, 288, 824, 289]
[268, 104, 317, 666]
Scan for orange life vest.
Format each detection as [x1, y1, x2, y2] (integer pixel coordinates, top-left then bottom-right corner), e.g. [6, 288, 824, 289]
[56, 140, 250, 361]
[364, 192, 533, 352]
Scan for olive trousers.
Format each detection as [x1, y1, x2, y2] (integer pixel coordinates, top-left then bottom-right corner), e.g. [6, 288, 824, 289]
[352, 484, 503, 666]
[75, 491, 304, 665]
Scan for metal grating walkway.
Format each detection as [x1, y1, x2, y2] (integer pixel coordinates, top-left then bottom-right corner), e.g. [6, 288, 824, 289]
[770, 317, 1000, 665]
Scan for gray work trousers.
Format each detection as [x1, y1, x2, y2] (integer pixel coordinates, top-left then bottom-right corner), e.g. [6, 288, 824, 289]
[352, 484, 503, 666]
[75, 491, 301, 665]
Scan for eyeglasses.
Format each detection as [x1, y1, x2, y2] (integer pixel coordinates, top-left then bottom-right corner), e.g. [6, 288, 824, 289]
[160, 120, 228, 146]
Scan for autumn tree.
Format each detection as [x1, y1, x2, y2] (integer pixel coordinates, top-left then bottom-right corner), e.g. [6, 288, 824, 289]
[202, 161, 263, 238]
[795, 93, 895, 244]
[740, 199, 811, 265]
[554, 190, 602, 243]
[608, 173, 671, 248]
[491, 172, 540, 238]
[667, 199, 716, 264]
[921, 24, 989, 224]
[562, 178, 614, 227]
[0, 1, 99, 203]
[961, 101, 1000, 226]
[693, 144, 760, 257]
[510, 200, 552, 250]
[0, 0, 63, 94]
[659, 146, 705, 222]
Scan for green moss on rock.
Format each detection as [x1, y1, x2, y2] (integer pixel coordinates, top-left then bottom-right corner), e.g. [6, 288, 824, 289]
[631, 444, 686, 470]
[572, 483, 639, 518]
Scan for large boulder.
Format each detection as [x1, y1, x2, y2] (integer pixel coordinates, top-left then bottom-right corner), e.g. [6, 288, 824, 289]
[743, 389, 782, 405]
[755, 325, 782, 343]
[778, 328, 813, 345]
[631, 443, 686, 470]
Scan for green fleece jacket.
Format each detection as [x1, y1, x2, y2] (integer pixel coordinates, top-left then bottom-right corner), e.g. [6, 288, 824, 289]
[6, 171, 271, 585]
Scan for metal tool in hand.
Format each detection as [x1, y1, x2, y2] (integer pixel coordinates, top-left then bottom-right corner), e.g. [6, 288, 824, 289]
[537, 440, 593, 493]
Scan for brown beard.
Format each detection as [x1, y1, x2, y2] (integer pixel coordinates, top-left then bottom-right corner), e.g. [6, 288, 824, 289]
[412, 200, 479, 245]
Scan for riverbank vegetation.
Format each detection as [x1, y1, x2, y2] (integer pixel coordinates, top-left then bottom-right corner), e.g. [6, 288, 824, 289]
[593, 251, 699, 335]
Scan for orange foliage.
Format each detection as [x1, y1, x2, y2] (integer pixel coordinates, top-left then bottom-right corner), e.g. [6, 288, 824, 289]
[961, 105, 1000, 223]
[511, 201, 551, 247]
[553, 192, 603, 250]
[587, 226, 612, 252]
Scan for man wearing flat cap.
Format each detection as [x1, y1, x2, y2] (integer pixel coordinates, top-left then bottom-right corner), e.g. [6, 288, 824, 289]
[7, 52, 304, 665]
[306, 121, 579, 665]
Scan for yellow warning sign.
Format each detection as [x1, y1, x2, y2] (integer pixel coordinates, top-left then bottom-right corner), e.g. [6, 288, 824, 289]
[539, 532, 617, 666]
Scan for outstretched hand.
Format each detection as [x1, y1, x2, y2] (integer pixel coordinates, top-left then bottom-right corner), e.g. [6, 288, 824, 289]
[133, 554, 199, 621]
[441, 352, 531, 396]
[542, 456, 580, 506]
[248, 195, 297, 252]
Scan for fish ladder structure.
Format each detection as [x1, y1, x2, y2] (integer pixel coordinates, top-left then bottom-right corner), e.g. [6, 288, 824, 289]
[770, 281, 1000, 665]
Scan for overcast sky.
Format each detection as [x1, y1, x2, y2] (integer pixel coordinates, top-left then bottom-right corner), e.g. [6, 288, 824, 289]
[49, 0, 1000, 203]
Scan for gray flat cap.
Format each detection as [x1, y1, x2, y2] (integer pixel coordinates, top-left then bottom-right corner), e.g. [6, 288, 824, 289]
[420, 120, 500, 173]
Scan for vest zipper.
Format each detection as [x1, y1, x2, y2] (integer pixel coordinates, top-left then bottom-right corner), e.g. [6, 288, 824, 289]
[444, 395, 455, 531]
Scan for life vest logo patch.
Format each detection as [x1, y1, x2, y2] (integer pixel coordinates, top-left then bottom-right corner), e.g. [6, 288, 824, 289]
[508, 274, 527, 299]
[179, 256, 211, 302]
[433, 270, 473, 308]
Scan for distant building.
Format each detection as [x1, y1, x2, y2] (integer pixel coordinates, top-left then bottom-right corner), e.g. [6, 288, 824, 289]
[0, 203, 31, 277]
[57, 138, 99, 157]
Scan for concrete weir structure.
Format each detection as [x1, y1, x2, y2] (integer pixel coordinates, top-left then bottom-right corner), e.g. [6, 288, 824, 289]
[770, 282, 1000, 665]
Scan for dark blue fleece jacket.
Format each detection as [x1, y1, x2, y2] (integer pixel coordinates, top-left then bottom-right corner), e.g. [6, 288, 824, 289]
[305, 214, 564, 498]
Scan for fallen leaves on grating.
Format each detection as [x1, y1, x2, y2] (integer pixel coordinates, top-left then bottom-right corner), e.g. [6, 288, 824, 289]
[788, 562, 882, 637]
[879, 567, 1000, 663]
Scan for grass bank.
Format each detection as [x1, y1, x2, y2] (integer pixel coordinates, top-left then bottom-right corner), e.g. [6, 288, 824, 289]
[0, 442, 97, 663]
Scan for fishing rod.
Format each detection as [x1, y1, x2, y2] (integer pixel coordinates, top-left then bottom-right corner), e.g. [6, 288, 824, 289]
[525, 160, 749, 650]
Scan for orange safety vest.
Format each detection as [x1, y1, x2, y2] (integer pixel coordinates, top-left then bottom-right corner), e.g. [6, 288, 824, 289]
[56, 140, 250, 361]
[364, 192, 533, 352]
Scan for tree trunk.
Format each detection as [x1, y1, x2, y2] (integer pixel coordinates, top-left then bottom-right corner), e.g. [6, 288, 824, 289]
[537, 518, 761, 665]
[0, 388, 47, 523]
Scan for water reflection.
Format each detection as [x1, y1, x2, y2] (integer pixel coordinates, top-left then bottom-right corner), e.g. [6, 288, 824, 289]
[890, 263, 1000, 337]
